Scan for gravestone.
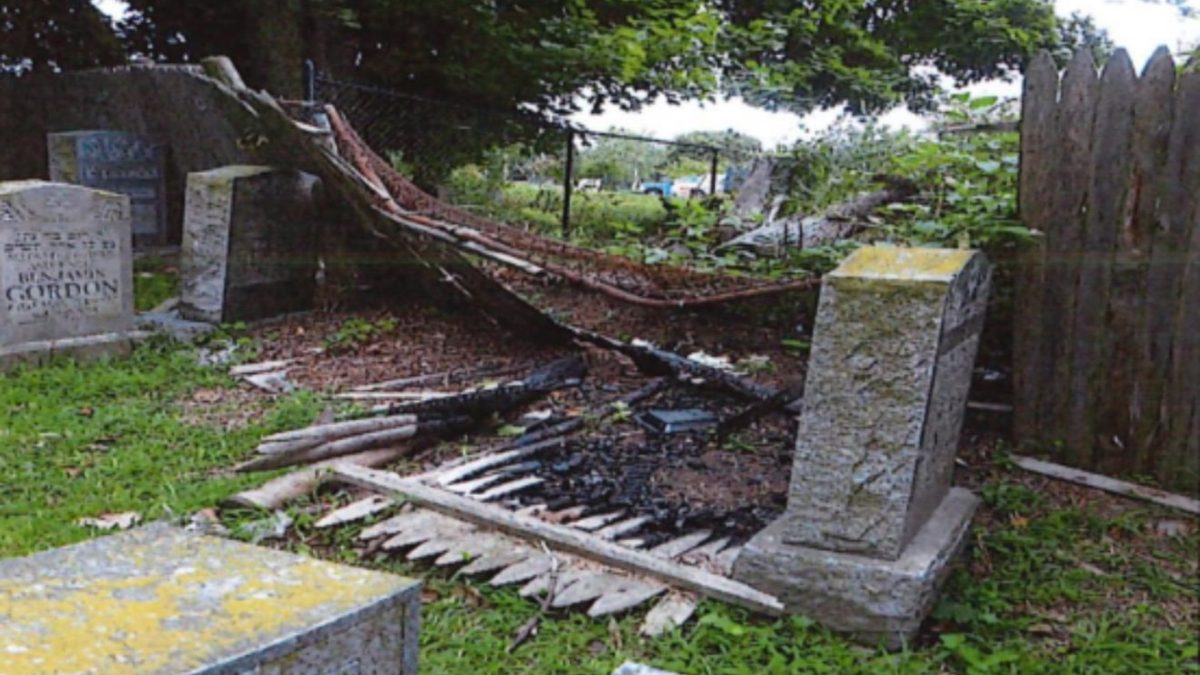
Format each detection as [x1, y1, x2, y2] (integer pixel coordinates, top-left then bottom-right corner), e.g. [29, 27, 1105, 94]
[0, 523, 421, 674]
[734, 246, 991, 648]
[0, 180, 138, 370]
[47, 130, 168, 248]
[180, 166, 321, 324]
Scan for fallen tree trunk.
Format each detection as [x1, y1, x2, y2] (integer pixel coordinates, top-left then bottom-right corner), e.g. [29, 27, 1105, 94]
[571, 329, 777, 401]
[719, 176, 919, 254]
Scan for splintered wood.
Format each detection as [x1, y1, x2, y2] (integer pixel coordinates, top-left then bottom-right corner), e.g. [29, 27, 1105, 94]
[296, 437, 782, 635]
[334, 464, 783, 615]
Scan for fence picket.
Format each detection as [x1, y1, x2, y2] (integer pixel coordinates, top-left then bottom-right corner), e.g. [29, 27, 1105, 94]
[1065, 50, 1136, 467]
[1034, 51, 1098, 448]
[1101, 48, 1177, 472]
[1013, 51, 1060, 440]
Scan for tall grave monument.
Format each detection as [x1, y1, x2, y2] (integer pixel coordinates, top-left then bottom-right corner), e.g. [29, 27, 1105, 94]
[180, 166, 321, 324]
[47, 130, 168, 248]
[0, 181, 136, 369]
[734, 246, 991, 647]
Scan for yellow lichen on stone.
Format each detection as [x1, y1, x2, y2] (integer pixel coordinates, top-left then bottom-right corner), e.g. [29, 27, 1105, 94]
[0, 528, 414, 675]
[831, 246, 975, 282]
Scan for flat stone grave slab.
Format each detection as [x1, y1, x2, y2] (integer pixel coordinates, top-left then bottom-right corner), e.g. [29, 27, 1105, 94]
[0, 523, 421, 674]
[47, 130, 168, 248]
[180, 166, 320, 324]
[734, 245, 991, 648]
[1, 180, 140, 370]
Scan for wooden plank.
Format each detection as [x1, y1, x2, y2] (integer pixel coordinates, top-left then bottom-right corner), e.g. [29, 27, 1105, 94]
[458, 547, 534, 576]
[595, 517, 650, 540]
[435, 443, 550, 486]
[444, 473, 506, 495]
[551, 572, 625, 608]
[570, 511, 625, 532]
[474, 477, 543, 501]
[490, 555, 555, 586]
[408, 529, 478, 560]
[230, 359, 295, 376]
[336, 465, 785, 614]
[1065, 49, 1136, 467]
[434, 532, 508, 566]
[648, 531, 712, 560]
[1161, 170, 1200, 490]
[358, 508, 424, 541]
[1013, 50, 1061, 440]
[588, 580, 667, 617]
[1139, 66, 1199, 477]
[1107, 48, 1175, 468]
[381, 513, 470, 550]
[314, 495, 393, 529]
[1036, 49, 1100, 448]
[679, 537, 730, 566]
[1010, 455, 1200, 515]
[640, 592, 698, 637]
[263, 414, 418, 443]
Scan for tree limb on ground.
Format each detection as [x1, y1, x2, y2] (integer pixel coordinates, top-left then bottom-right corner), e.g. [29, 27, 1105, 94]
[719, 176, 919, 254]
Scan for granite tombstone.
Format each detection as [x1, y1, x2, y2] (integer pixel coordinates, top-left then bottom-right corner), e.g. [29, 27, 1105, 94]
[47, 130, 168, 248]
[0, 180, 137, 369]
[180, 166, 321, 324]
[734, 246, 991, 647]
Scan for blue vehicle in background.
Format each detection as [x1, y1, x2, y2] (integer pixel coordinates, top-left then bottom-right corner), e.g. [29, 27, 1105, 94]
[636, 176, 674, 196]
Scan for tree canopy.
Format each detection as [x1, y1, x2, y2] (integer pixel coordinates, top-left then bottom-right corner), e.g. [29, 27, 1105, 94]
[16, 0, 1109, 116]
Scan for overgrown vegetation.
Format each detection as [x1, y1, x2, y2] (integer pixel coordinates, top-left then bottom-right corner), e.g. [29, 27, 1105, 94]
[444, 94, 1028, 282]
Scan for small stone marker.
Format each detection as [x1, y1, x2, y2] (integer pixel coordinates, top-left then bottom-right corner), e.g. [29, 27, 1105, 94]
[734, 246, 991, 648]
[180, 166, 321, 324]
[1, 180, 139, 370]
[0, 523, 421, 674]
[47, 130, 168, 247]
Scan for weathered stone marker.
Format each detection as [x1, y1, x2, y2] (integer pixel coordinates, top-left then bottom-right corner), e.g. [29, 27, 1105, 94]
[0, 180, 138, 370]
[734, 246, 991, 647]
[0, 523, 421, 674]
[180, 166, 321, 324]
[47, 130, 168, 248]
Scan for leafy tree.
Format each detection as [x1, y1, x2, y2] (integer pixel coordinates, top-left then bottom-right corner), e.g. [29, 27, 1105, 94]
[1, 0, 124, 73]
[577, 130, 669, 187]
[719, 1, 1112, 114]
[114, 1, 1100, 117]
[666, 129, 763, 166]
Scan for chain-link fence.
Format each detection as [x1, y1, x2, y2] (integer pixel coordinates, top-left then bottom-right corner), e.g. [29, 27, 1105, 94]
[308, 65, 737, 236]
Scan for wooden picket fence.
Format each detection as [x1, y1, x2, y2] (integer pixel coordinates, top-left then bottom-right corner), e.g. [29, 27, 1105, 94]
[1013, 48, 1198, 492]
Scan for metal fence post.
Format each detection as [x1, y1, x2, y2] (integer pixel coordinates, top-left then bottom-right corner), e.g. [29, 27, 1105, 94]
[303, 59, 316, 103]
[709, 150, 719, 196]
[562, 129, 575, 237]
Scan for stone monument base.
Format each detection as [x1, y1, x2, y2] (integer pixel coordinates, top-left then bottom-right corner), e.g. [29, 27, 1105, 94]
[0, 331, 152, 372]
[733, 487, 979, 649]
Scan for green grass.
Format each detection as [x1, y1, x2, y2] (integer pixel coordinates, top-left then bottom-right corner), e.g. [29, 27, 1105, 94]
[2, 340, 1196, 673]
[0, 339, 321, 555]
[133, 255, 180, 311]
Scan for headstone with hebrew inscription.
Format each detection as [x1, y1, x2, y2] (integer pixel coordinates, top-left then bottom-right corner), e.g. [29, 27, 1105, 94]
[0, 181, 136, 369]
[734, 246, 991, 648]
[180, 166, 320, 324]
[47, 130, 168, 248]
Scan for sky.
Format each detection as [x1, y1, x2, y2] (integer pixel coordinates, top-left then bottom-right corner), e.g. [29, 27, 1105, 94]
[93, 0, 1196, 147]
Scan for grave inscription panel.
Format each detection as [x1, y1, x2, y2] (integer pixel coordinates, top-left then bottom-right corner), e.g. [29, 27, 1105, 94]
[47, 131, 167, 247]
[0, 181, 133, 348]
